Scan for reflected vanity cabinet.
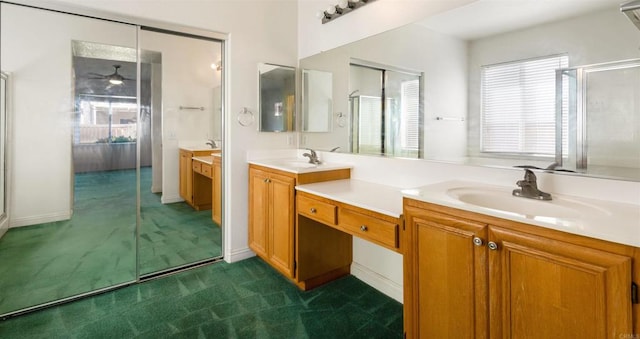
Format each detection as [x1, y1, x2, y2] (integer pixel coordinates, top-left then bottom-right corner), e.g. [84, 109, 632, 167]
[179, 149, 215, 209]
[212, 155, 222, 225]
[402, 198, 639, 338]
[248, 164, 350, 280]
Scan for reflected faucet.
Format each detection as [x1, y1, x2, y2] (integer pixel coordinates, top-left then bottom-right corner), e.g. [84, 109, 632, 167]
[512, 169, 552, 201]
[206, 139, 217, 149]
[302, 148, 321, 165]
[329, 146, 340, 152]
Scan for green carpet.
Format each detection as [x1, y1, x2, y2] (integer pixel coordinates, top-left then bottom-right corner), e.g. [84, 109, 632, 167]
[0, 168, 221, 315]
[0, 257, 403, 338]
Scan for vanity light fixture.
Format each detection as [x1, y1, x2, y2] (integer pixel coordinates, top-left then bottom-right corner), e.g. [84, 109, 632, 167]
[210, 61, 222, 71]
[316, 0, 377, 24]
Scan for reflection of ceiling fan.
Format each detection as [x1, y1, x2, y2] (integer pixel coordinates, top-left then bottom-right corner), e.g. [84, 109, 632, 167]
[87, 65, 134, 85]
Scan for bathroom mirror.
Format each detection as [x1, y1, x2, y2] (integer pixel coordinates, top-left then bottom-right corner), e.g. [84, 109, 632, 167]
[0, 72, 7, 237]
[299, 0, 640, 181]
[302, 69, 332, 132]
[258, 63, 295, 132]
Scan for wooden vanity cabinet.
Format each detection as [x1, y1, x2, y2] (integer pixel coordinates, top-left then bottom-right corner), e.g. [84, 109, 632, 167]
[212, 155, 222, 225]
[179, 149, 214, 209]
[248, 164, 350, 280]
[403, 198, 638, 339]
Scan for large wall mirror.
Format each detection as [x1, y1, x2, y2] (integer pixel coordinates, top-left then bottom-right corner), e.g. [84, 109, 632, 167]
[300, 0, 640, 181]
[0, 2, 224, 317]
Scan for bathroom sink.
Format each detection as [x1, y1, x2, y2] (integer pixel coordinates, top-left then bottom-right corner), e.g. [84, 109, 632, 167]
[280, 160, 318, 169]
[446, 187, 608, 219]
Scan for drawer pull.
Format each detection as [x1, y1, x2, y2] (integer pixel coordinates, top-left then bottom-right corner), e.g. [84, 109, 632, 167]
[360, 225, 368, 232]
[488, 242, 498, 251]
[310, 208, 317, 214]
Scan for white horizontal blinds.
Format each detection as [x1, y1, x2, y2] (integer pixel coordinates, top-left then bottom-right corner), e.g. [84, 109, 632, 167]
[400, 79, 420, 151]
[481, 55, 569, 155]
[358, 96, 382, 153]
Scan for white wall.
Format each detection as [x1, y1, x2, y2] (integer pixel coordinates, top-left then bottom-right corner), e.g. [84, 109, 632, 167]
[1, 3, 138, 227]
[297, 0, 477, 59]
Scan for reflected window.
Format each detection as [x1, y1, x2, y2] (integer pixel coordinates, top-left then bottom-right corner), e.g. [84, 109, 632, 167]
[481, 55, 568, 156]
[76, 97, 137, 144]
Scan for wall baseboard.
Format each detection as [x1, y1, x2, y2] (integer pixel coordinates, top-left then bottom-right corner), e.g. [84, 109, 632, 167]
[10, 211, 72, 228]
[161, 195, 183, 204]
[351, 261, 403, 303]
[225, 247, 255, 263]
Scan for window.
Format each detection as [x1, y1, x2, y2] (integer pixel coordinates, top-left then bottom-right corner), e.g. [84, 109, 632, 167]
[481, 55, 568, 156]
[76, 98, 137, 144]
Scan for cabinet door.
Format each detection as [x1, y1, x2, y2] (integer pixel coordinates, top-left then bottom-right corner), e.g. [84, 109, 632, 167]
[404, 207, 488, 339]
[268, 172, 295, 278]
[248, 168, 269, 258]
[179, 151, 190, 201]
[488, 226, 632, 339]
[212, 160, 222, 225]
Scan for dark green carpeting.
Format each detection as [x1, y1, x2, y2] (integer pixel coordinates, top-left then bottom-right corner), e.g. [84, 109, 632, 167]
[0, 257, 403, 338]
[0, 168, 221, 315]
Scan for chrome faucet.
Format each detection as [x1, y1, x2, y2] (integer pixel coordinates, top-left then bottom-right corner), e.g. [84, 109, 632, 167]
[329, 146, 340, 152]
[512, 169, 552, 201]
[302, 148, 321, 165]
[206, 139, 217, 149]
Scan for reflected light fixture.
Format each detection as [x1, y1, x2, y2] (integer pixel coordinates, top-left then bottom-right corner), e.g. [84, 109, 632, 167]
[210, 61, 222, 71]
[316, 0, 376, 24]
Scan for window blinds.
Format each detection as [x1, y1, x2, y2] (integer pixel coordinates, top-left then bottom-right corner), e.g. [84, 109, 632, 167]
[400, 79, 420, 151]
[481, 55, 568, 156]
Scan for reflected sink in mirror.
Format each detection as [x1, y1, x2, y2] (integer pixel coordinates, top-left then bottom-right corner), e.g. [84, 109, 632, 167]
[446, 186, 610, 220]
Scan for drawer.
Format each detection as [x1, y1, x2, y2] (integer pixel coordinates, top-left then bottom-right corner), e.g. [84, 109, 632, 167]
[192, 161, 201, 173]
[298, 194, 337, 225]
[339, 208, 399, 249]
[200, 164, 212, 178]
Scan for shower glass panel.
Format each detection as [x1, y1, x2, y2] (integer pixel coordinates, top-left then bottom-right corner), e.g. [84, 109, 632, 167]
[138, 29, 223, 276]
[385, 71, 421, 158]
[0, 3, 137, 315]
[349, 64, 422, 157]
[584, 62, 640, 178]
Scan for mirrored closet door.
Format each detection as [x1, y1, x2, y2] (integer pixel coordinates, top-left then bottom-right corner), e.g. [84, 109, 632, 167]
[0, 2, 224, 317]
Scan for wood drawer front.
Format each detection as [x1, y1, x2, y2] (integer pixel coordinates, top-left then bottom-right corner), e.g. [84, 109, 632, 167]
[339, 208, 398, 249]
[200, 164, 212, 178]
[192, 161, 201, 173]
[298, 195, 337, 225]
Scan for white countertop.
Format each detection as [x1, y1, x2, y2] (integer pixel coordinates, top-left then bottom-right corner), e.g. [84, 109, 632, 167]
[193, 156, 213, 165]
[295, 179, 403, 218]
[403, 180, 640, 247]
[249, 158, 352, 174]
[181, 146, 221, 152]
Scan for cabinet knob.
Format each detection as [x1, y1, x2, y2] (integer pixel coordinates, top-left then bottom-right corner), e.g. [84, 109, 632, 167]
[360, 225, 368, 232]
[488, 241, 498, 251]
[263, 178, 271, 183]
[310, 208, 317, 214]
[472, 237, 484, 246]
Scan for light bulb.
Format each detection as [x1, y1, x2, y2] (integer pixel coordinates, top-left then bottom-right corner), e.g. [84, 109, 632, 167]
[338, 0, 348, 9]
[315, 10, 325, 19]
[326, 6, 336, 15]
[109, 79, 123, 85]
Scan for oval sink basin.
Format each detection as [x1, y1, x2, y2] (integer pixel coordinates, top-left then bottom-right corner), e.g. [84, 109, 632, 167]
[447, 187, 608, 219]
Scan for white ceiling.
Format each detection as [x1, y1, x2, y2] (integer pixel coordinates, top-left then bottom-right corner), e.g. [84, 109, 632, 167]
[415, 0, 623, 40]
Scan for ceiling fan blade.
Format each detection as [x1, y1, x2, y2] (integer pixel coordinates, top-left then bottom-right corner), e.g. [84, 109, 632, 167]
[87, 72, 106, 78]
